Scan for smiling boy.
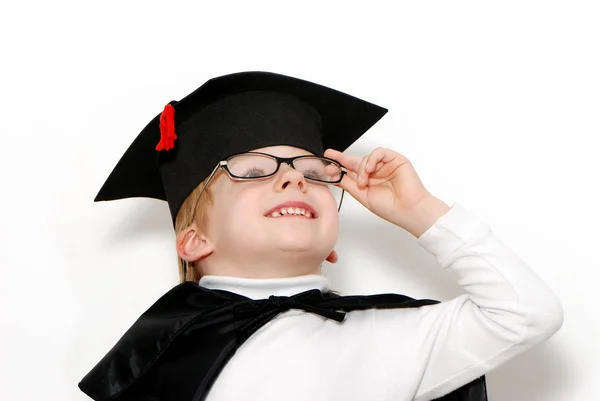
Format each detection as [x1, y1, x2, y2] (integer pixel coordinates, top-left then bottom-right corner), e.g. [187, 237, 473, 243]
[176, 145, 341, 280]
[79, 71, 563, 401]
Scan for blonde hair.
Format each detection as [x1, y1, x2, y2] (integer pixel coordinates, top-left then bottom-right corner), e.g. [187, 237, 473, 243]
[174, 177, 214, 283]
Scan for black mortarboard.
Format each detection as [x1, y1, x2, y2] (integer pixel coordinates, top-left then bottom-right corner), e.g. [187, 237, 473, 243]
[94, 71, 389, 224]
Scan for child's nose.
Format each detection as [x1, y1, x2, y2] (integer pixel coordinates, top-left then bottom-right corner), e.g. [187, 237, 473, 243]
[275, 163, 308, 191]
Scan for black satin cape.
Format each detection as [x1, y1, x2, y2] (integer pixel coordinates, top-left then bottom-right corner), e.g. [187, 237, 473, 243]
[78, 282, 487, 401]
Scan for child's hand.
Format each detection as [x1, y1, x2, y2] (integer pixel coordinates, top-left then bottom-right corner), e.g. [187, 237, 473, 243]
[324, 147, 436, 229]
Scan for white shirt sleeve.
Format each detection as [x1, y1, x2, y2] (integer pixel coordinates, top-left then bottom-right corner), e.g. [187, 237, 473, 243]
[372, 202, 564, 401]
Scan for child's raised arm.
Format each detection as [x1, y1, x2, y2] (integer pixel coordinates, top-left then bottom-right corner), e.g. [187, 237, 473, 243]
[375, 202, 562, 400]
[326, 147, 563, 400]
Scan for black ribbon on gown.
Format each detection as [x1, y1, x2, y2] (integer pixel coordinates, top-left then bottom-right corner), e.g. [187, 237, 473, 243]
[78, 282, 487, 401]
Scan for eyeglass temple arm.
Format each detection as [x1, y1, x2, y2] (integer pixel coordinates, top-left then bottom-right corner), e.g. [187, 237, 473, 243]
[190, 162, 223, 220]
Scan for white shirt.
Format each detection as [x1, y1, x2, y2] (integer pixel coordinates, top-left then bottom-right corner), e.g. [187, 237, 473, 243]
[198, 202, 563, 401]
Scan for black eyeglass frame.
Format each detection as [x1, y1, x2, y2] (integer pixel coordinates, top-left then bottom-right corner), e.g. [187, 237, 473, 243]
[190, 151, 347, 220]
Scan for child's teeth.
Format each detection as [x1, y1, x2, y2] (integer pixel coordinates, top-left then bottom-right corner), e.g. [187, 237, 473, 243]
[268, 208, 312, 218]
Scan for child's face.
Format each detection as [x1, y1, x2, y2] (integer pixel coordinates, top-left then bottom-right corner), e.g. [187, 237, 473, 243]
[184, 145, 340, 276]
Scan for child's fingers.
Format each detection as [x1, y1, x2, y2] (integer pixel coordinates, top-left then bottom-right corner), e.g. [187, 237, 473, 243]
[357, 156, 369, 187]
[336, 170, 366, 205]
[365, 148, 391, 173]
[324, 164, 341, 178]
[326, 147, 395, 188]
[324, 148, 363, 172]
[361, 148, 390, 186]
[343, 169, 359, 182]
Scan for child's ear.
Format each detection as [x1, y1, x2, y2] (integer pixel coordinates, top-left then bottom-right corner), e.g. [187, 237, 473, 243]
[325, 249, 338, 264]
[176, 223, 214, 262]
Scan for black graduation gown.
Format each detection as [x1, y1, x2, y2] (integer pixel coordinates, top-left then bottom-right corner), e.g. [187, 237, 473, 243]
[78, 282, 488, 401]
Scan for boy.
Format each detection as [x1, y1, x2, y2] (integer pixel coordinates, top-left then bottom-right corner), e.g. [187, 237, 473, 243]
[79, 71, 563, 401]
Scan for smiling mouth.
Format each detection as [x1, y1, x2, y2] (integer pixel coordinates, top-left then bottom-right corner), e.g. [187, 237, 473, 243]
[265, 208, 316, 219]
[266, 214, 314, 219]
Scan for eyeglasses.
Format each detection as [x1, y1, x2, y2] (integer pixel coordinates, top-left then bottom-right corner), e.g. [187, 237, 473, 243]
[191, 151, 347, 220]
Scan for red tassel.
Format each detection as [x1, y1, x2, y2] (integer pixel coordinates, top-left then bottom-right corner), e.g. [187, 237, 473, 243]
[156, 103, 177, 151]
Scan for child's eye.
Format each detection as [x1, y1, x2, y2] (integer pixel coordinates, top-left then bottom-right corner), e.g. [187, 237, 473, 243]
[241, 167, 266, 178]
[304, 168, 324, 180]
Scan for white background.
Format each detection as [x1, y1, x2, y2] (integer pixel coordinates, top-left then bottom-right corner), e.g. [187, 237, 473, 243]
[1, 1, 598, 400]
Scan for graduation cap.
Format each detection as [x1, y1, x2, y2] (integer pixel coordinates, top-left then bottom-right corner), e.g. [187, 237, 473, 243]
[94, 71, 389, 225]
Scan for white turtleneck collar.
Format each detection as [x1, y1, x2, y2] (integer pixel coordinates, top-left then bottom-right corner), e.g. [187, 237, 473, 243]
[198, 274, 331, 300]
